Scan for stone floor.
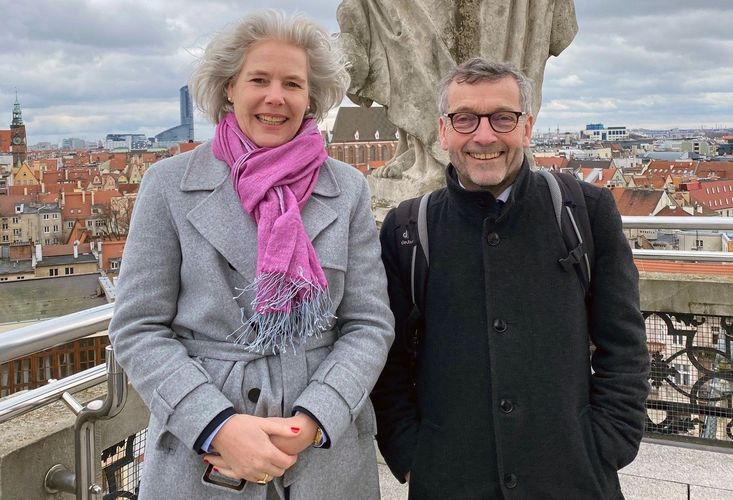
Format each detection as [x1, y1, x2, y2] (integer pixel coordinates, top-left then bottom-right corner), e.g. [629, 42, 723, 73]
[376, 441, 733, 500]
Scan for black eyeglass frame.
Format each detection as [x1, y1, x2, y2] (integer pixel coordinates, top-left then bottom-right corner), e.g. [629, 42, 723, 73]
[443, 111, 525, 134]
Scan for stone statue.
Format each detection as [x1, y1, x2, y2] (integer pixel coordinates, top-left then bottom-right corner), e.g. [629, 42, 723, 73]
[337, 0, 578, 196]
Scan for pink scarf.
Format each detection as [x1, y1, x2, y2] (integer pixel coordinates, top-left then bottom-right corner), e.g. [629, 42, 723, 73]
[212, 112, 332, 352]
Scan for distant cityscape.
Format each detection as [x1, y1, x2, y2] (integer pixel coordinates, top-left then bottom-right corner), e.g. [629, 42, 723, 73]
[1, 95, 733, 397]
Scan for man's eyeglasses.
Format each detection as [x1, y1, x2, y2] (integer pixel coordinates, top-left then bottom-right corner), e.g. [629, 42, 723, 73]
[444, 111, 524, 134]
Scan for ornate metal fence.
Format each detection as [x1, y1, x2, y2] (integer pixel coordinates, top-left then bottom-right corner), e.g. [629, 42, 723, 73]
[101, 430, 146, 500]
[644, 311, 733, 448]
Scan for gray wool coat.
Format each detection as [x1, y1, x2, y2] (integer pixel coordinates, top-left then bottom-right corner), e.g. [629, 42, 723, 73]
[108, 142, 394, 499]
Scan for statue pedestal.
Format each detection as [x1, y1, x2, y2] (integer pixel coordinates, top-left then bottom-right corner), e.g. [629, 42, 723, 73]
[368, 174, 445, 223]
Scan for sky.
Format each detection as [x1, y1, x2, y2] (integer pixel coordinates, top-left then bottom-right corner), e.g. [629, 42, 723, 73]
[1, 1, 732, 145]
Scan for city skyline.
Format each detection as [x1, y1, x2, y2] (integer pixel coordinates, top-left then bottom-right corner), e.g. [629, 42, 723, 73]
[1, 1, 732, 145]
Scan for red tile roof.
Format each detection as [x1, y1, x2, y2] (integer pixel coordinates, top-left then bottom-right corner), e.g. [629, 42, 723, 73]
[687, 179, 733, 210]
[611, 188, 664, 216]
[534, 156, 569, 170]
[645, 160, 698, 176]
[696, 161, 733, 180]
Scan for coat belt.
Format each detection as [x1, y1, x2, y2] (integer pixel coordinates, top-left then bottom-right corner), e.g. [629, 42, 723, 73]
[179, 329, 337, 361]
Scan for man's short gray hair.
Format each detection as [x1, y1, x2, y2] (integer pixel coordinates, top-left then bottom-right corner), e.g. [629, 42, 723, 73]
[190, 9, 349, 124]
[437, 58, 533, 115]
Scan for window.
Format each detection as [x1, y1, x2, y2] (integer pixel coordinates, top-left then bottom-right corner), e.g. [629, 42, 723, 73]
[67, 221, 74, 229]
[12, 229, 21, 236]
[53, 224, 59, 232]
[16, 276, 25, 280]
[58, 350, 75, 378]
[671, 334, 685, 345]
[673, 363, 690, 386]
[13, 359, 31, 391]
[111, 260, 120, 270]
[37, 355, 53, 382]
[1, 223, 7, 230]
[43, 214, 50, 220]
[49, 268, 59, 276]
[53, 213, 59, 219]
[695, 240, 704, 249]
[86, 221, 93, 228]
[44, 226, 50, 234]
[1, 236, 7, 242]
[64, 267, 74, 275]
[12, 217, 19, 224]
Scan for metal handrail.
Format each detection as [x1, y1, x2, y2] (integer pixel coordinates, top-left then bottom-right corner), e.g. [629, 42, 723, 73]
[0, 302, 113, 364]
[622, 215, 733, 262]
[0, 364, 106, 424]
[0, 214, 730, 421]
[44, 345, 128, 499]
[623, 215, 733, 231]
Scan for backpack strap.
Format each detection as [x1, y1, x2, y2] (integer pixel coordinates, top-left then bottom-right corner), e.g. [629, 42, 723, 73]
[393, 193, 431, 360]
[538, 169, 594, 297]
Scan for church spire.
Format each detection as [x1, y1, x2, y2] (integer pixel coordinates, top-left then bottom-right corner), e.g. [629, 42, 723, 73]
[12, 91, 23, 126]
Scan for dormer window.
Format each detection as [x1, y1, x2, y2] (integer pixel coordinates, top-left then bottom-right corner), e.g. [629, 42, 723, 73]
[354, 131, 360, 141]
[375, 130, 380, 140]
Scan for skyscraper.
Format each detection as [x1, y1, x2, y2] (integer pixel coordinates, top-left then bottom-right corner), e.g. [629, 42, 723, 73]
[180, 85, 193, 141]
[155, 85, 194, 145]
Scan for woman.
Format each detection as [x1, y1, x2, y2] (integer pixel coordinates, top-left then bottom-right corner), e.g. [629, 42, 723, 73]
[109, 9, 393, 499]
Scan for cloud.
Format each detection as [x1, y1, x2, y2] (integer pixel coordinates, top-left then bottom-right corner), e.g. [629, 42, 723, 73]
[555, 75, 583, 88]
[536, 0, 733, 131]
[2, 0, 733, 143]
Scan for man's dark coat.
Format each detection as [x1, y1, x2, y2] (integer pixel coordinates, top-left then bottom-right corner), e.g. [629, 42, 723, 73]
[373, 161, 650, 499]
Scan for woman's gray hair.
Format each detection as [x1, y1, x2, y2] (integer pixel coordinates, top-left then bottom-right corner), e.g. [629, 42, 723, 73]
[436, 58, 534, 115]
[190, 9, 349, 124]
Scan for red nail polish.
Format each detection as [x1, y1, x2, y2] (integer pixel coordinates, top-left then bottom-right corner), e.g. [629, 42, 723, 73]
[291, 426, 301, 433]
[214, 467, 220, 472]
[203, 458, 209, 464]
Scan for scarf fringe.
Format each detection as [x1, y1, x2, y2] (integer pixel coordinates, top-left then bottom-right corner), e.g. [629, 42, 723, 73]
[228, 272, 335, 353]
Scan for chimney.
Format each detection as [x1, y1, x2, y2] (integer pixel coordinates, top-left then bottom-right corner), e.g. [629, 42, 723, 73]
[73, 240, 79, 259]
[35, 243, 42, 262]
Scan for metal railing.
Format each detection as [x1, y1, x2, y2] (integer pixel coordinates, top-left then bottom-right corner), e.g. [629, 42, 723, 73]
[44, 345, 128, 499]
[0, 302, 113, 365]
[0, 215, 731, 497]
[625, 215, 733, 262]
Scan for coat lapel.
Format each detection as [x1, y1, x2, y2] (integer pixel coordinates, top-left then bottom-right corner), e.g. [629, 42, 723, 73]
[303, 159, 340, 242]
[181, 143, 341, 280]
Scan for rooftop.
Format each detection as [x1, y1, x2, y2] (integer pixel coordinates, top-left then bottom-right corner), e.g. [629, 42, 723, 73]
[0, 273, 106, 323]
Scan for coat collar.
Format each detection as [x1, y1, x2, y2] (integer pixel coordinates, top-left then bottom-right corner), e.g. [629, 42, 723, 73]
[444, 157, 531, 220]
[179, 140, 341, 197]
[181, 141, 339, 281]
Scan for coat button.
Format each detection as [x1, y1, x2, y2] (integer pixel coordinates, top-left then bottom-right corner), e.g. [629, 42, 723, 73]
[487, 232, 500, 246]
[500, 399, 514, 413]
[504, 473, 518, 488]
[493, 319, 508, 333]
[247, 388, 261, 403]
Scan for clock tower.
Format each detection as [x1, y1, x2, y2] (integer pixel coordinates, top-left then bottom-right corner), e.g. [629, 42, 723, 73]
[10, 92, 27, 167]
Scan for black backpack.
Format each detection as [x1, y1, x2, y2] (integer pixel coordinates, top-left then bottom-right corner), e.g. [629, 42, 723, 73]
[393, 170, 595, 360]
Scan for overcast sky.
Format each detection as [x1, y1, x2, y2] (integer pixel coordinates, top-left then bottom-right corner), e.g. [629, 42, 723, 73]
[1, 1, 732, 145]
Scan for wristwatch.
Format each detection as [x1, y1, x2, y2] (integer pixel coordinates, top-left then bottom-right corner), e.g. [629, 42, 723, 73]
[313, 427, 323, 446]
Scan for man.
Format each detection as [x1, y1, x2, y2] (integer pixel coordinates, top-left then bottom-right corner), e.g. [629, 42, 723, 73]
[372, 58, 650, 499]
